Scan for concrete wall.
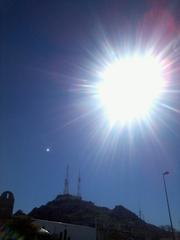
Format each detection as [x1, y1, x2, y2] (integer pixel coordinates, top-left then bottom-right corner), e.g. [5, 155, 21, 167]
[34, 219, 96, 240]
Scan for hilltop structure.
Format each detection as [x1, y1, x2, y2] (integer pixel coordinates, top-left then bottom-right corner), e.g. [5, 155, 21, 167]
[77, 170, 81, 198]
[63, 165, 69, 195]
[58, 166, 82, 201]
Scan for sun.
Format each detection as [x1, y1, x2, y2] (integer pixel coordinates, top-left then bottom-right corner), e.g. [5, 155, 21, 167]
[96, 54, 165, 125]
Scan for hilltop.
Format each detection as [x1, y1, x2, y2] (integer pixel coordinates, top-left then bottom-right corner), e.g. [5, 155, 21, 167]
[28, 194, 168, 239]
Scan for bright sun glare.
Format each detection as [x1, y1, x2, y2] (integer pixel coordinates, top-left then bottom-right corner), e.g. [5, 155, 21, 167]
[97, 54, 165, 125]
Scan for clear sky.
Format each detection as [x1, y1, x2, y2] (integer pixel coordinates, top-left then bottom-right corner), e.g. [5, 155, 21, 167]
[0, 0, 180, 230]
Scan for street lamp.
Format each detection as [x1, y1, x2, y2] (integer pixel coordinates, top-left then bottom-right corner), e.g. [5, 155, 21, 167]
[162, 171, 175, 240]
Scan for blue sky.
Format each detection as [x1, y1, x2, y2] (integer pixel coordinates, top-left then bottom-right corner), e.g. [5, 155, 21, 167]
[0, 0, 180, 230]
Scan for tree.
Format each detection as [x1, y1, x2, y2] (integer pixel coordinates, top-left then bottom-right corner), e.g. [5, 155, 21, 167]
[6, 216, 40, 240]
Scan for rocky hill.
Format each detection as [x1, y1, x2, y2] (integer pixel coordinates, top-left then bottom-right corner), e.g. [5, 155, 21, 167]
[28, 194, 169, 239]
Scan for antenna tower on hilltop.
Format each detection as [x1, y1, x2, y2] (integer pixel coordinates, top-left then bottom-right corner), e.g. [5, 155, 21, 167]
[77, 171, 81, 198]
[64, 165, 69, 195]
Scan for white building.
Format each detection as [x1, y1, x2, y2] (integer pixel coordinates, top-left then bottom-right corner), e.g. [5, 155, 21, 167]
[34, 219, 96, 240]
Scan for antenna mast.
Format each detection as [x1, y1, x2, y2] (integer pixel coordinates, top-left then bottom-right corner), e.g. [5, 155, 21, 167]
[64, 165, 69, 195]
[139, 208, 142, 219]
[77, 171, 81, 198]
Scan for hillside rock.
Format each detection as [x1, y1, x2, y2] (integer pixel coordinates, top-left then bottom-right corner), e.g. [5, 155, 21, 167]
[29, 194, 167, 239]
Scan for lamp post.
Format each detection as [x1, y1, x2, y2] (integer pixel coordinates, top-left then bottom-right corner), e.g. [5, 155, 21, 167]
[162, 171, 175, 240]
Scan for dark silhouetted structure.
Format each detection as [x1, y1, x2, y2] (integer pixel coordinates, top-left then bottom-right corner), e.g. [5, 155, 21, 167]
[0, 191, 15, 218]
[64, 165, 69, 195]
[77, 171, 81, 198]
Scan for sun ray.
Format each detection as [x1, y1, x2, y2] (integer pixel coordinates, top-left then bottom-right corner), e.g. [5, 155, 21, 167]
[159, 102, 180, 114]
